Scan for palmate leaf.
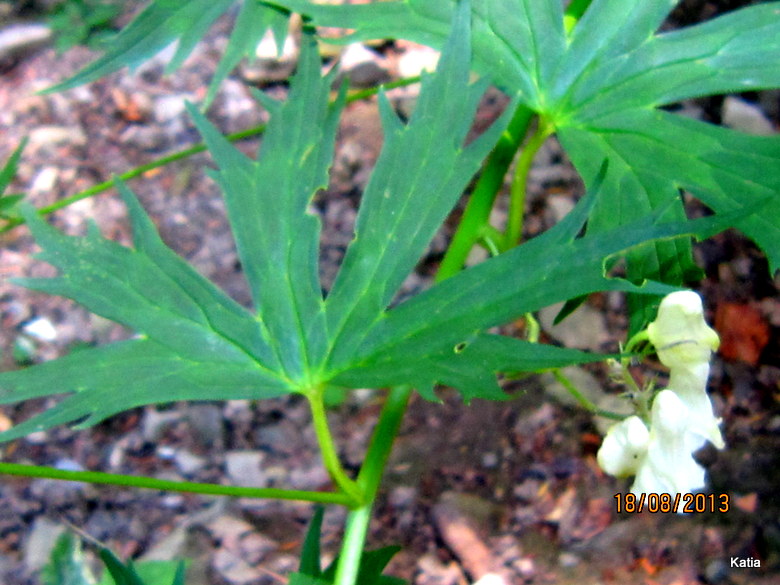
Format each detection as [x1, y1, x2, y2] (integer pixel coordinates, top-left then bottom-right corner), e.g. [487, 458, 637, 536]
[328, 187, 754, 401]
[0, 0, 765, 444]
[45, 0, 289, 107]
[0, 29, 340, 440]
[275, 0, 780, 307]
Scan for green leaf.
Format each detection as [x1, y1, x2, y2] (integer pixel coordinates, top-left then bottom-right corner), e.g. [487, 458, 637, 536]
[188, 30, 343, 381]
[323, 0, 511, 369]
[278, 0, 780, 282]
[41, 532, 97, 585]
[6, 0, 775, 436]
[0, 138, 27, 194]
[45, 0, 289, 106]
[322, 546, 405, 585]
[203, 2, 289, 107]
[328, 196, 750, 400]
[278, 0, 558, 106]
[291, 507, 405, 585]
[98, 553, 184, 585]
[299, 506, 325, 576]
[98, 548, 146, 585]
[0, 32, 345, 440]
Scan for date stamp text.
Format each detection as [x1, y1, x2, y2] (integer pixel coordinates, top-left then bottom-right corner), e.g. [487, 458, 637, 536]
[614, 492, 729, 514]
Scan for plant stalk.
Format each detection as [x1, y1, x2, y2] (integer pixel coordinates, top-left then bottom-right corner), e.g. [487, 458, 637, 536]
[332, 385, 412, 585]
[504, 118, 552, 249]
[435, 102, 534, 281]
[308, 389, 364, 505]
[0, 462, 354, 505]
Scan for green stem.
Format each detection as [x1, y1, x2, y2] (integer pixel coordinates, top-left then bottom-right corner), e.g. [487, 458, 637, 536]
[0, 76, 422, 235]
[308, 389, 364, 505]
[435, 103, 534, 282]
[333, 386, 412, 585]
[0, 462, 353, 506]
[552, 369, 626, 421]
[503, 118, 552, 250]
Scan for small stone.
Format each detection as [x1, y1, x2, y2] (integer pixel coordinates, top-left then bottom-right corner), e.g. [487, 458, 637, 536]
[23, 517, 65, 571]
[398, 45, 440, 78]
[21, 317, 57, 342]
[154, 95, 189, 123]
[545, 193, 575, 224]
[722, 97, 775, 136]
[241, 28, 299, 83]
[538, 301, 608, 351]
[288, 463, 329, 491]
[238, 532, 277, 564]
[558, 552, 581, 568]
[186, 404, 225, 448]
[29, 125, 86, 150]
[225, 451, 267, 488]
[212, 548, 260, 585]
[174, 449, 208, 475]
[339, 43, 389, 87]
[141, 408, 181, 442]
[207, 515, 254, 548]
[30, 167, 59, 195]
[0, 23, 52, 62]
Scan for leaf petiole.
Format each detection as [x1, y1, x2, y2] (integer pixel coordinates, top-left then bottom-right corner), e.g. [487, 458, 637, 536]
[504, 117, 552, 250]
[0, 462, 355, 506]
[307, 388, 364, 506]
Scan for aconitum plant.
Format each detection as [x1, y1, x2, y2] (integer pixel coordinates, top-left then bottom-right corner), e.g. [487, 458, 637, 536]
[1, 1, 778, 584]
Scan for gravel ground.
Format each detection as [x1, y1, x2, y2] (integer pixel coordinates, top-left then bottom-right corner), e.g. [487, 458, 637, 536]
[1, 3, 779, 585]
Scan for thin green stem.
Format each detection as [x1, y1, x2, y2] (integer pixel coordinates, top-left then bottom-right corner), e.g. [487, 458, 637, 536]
[307, 389, 364, 506]
[0, 462, 353, 505]
[552, 369, 627, 421]
[0, 75, 422, 235]
[435, 103, 534, 282]
[504, 118, 552, 250]
[333, 386, 412, 585]
[623, 329, 650, 356]
[525, 312, 540, 343]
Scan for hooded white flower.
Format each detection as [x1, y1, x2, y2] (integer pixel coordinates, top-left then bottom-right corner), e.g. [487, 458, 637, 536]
[647, 291, 724, 449]
[631, 390, 706, 496]
[647, 291, 719, 369]
[597, 291, 724, 499]
[597, 415, 649, 477]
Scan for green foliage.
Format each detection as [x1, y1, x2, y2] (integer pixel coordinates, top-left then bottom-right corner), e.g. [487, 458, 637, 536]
[4, 2, 779, 584]
[48, 0, 123, 53]
[42, 532, 96, 585]
[97, 548, 184, 585]
[0, 138, 27, 226]
[274, 0, 780, 327]
[41, 532, 184, 585]
[0, 1, 757, 441]
[290, 507, 406, 585]
[45, 0, 290, 106]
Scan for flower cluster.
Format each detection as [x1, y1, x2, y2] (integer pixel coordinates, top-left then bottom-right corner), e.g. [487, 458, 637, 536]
[597, 291, 724, 497]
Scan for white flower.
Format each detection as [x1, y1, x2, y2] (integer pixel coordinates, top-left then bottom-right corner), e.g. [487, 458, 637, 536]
[597, 415, 649, 477]
[597, 392, 707, 497]
[631, 390, 706, 496]
[647, 291, 719, 370]
[597, 291, 724, 500]
[647, 291, 724, 449]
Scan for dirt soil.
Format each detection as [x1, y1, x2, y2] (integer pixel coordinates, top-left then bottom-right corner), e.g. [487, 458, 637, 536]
[1, 3, 779, 585]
